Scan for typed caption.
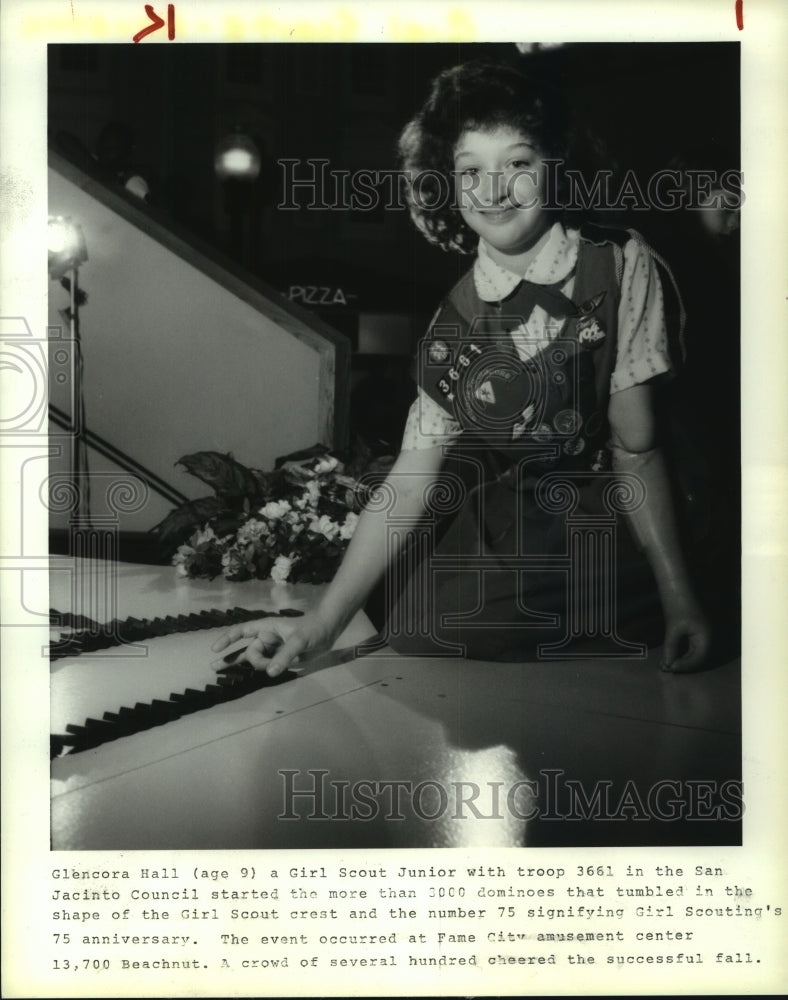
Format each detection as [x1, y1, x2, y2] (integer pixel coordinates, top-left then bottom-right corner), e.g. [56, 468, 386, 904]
[32, 853, 785, 995]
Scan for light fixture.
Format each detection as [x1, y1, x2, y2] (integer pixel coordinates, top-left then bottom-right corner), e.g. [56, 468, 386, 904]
[515, 43, 565, 54]
[214, 128, 261, 181]
[48, 215, 88, 279]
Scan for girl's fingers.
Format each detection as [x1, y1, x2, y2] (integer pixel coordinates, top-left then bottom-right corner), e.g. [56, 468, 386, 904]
[661, 621, 711, 673]
[210, 620, 290, 669]
[660, 628, 679, 670]
[211, 622, 271, 652]
[266, 632, 309, 677]
[243, 635, 283, 669]
[670, 629, 711, 674]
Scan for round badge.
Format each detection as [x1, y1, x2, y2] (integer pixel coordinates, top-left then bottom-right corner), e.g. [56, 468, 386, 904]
[563, 437, 586, 456]
[456, 351, 541, 431]
[428, 340, 451, 364]
[577, 316, 606, 348]
[553, 409, 582, 435]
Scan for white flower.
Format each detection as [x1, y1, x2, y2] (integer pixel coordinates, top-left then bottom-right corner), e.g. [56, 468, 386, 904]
[293, 481, 321, 510]
[339, 512, 359, 540]
[309, 514, 340, 541]
[260, 499, 291, 520]
[282, 513, 305, 537]
[270, 554, 293, 583]
[312, 455, 338, 475]
[191, 525, 216, 546]
[172, 543, 195, 575]
[236, 518, 269, 544]
[221, 544, 254, 576]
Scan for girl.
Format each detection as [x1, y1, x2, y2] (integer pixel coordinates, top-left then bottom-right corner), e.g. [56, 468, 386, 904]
[211, 59, 710, 674]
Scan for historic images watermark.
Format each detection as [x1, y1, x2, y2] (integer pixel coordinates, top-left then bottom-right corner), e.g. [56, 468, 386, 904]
[1, 314, 151, 655]
[278, 768, 744, 823]
[277, 159, 744, 213]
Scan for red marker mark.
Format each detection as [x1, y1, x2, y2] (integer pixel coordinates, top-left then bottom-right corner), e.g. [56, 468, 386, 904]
[735, 0, 744, 30]
[133, 3, 176, 43]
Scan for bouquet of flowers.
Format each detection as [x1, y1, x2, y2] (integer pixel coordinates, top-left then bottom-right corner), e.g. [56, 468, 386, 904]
[151, 446, 380, 585]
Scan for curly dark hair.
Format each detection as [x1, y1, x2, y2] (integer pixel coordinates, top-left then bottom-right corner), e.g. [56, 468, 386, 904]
[398, 59, 569, 254]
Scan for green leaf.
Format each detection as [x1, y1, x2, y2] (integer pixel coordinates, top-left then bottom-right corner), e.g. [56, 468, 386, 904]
[274, 443, 330, 469]
[176, 451, 261, 501]
[211, 511, 248, 538]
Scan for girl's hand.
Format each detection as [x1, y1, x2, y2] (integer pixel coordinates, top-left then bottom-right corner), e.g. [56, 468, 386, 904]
[210, 613, 336, 677]
[660, 601, 712, 673]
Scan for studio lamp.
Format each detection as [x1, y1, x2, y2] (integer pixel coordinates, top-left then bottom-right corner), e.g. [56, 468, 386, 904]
[214, 128, 264, 267]
[48, 215, 88, 278]
[214, 128, 262, 181]
[48, 215, 90, 523]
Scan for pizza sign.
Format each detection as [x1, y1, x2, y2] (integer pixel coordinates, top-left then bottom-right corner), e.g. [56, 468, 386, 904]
[287, 286, 358, 307]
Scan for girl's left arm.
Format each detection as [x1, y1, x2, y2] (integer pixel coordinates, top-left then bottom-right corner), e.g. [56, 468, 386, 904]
[608, 383, 711, 672]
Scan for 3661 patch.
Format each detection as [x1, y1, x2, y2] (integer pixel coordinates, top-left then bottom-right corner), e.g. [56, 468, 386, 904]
[452, 350, 542, 431]
[435, 343, 484, 401]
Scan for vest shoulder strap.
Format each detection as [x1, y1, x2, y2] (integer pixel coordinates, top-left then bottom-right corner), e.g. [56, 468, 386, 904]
[445, 267, 480, 325]
[580, 222, 686, 362]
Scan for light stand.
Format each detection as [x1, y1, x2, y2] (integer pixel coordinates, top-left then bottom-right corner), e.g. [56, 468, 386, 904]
[214, 128, 262, 268]
[48, 215, 89, 524]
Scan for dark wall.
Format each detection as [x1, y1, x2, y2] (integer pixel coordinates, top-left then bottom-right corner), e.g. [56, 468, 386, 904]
[49, 41, 739, 318]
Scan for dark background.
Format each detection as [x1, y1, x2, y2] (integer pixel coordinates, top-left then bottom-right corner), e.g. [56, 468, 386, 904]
[48, 42, 741, 624]
[48, 42, 739, 310]
[48, 40, 740, 440]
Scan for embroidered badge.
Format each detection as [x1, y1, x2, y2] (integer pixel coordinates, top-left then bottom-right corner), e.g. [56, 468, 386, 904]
[447, 344, 535, 429]
[553, 409, 582, 436]
[575, 289, 607, 349]
[429, 340, 451, 364]
[563, 437, 586, 456]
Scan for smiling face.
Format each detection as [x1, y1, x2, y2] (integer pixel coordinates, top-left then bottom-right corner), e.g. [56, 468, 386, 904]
[454, 125, 553, 271]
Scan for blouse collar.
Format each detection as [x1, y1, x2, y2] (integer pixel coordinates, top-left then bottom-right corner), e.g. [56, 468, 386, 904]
[473, 222, 579, 302]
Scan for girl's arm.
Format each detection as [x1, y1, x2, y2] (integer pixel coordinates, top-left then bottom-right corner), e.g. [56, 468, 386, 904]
[211, 444, 447, 675]
[608, 383, 711, 672]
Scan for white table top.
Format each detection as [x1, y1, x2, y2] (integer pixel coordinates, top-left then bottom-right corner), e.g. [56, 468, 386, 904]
[50, 558, 741, 851]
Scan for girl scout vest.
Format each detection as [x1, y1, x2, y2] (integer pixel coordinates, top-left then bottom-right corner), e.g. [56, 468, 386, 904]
[417, 224, 682, 483]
